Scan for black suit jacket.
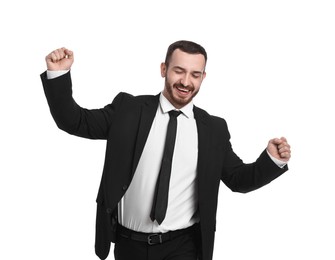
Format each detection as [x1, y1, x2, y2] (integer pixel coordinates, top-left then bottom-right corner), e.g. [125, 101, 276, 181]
[41, 71, 288, 260]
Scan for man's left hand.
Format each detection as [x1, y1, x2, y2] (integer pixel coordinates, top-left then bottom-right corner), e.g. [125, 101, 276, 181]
[267, 137, 291, 162]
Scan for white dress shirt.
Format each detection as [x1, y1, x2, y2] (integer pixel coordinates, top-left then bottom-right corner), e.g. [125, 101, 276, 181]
[118, 94, 199, 233]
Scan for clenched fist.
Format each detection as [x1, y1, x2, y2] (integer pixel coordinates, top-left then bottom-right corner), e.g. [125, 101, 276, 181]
[267, 137, 291, 162]
[45, 47, 74, 71]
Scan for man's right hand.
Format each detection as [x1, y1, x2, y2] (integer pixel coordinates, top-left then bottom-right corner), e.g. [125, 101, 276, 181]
[45, 47, 74, 71]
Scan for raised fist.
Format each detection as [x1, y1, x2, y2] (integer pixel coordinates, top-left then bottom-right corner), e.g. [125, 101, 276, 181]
[45, 47, 74, 71]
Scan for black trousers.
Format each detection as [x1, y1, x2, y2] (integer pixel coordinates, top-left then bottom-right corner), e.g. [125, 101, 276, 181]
[114, 225, 199, 260]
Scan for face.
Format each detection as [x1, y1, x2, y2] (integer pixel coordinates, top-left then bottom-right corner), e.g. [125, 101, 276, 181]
[161, 49, 206, 109]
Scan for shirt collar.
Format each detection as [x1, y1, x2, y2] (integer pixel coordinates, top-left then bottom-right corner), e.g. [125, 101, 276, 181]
[159, 93, 194, 119]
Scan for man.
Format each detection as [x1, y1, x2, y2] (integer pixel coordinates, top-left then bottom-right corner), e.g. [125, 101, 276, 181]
[41, 40, 291, 260]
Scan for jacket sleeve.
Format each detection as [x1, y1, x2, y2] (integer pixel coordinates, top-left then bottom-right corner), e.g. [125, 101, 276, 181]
[41, 71, 123, 140]
[220, 120, 288, 193]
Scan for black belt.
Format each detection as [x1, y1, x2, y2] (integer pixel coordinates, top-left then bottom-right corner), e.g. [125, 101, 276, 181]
[117, 223, 198, 245]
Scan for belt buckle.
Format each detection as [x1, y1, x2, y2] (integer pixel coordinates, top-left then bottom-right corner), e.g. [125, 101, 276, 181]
[147, 233, 163, 245]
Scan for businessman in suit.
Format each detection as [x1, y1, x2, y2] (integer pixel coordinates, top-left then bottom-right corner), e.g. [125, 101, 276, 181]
[41, 40, 291, 260]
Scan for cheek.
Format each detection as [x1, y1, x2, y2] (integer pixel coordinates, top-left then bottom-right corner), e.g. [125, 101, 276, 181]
[166, 74, 180, 86]
[193, 80, 202, 90]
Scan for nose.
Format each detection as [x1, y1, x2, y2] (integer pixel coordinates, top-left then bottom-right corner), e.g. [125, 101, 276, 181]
[181, 73, 191, 87]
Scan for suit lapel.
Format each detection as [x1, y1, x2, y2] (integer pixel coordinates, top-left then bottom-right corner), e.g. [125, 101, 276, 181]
[132, 94, 160, 175]
[194, 106, 211, 186]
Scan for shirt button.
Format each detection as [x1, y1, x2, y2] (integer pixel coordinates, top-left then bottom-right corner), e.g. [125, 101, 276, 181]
[122, 185, 128, 191]
[106, 208, 113, 214]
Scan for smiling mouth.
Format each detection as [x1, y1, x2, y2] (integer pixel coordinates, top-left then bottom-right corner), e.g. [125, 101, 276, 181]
[176, 85, 191, 94]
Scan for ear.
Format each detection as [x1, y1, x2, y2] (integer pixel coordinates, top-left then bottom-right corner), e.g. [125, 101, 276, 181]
[160, 62, 167, 78]
[202, 71, 207, 81]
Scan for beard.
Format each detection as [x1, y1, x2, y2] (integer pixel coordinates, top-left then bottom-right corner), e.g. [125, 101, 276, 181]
[164, 78, 199, 108]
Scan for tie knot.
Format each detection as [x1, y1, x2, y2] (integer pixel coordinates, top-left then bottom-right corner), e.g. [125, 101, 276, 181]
[168, 110, 182, 118]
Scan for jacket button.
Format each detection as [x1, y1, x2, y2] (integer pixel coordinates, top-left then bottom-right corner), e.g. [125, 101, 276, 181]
[122, 185, 128, 191]
[106, 208, 113, 214]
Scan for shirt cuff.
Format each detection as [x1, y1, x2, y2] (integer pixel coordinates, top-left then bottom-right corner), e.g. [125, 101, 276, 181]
[47, 70, 69, 79]
[266, 150, 287, 168]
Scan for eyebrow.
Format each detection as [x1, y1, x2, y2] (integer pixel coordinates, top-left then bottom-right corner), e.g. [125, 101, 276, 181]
[173, 66, 204, 74]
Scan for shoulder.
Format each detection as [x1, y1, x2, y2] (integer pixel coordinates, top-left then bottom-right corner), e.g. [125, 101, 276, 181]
[106, 92, 159, 111]
[194, 105, 228, 129]
[194, 106, 231, 143]
[115, 92, 158, 103]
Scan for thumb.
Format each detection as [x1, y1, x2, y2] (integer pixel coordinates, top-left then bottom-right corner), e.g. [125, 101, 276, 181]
[269, 138, 281, 146]
[64, 48, 74, 59]
[64, 49, 73, 56]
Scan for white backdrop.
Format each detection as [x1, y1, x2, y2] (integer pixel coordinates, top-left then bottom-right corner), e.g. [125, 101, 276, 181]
[1, 0, 334, 259]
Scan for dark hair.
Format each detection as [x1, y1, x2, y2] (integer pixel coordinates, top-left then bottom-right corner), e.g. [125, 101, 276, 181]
[164, 40, 207, 67]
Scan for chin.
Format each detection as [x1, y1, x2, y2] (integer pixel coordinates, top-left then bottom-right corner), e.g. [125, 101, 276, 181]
[172, 95, 192, 108]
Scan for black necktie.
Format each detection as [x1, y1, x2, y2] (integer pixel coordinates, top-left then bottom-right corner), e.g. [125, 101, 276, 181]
[150, 110, 182, 224]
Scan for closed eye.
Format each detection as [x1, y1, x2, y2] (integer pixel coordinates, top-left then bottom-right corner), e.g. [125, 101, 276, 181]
[192, 73, 202, 79]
